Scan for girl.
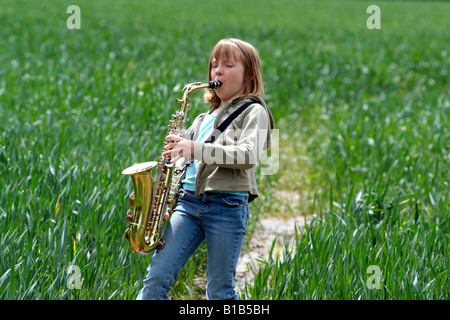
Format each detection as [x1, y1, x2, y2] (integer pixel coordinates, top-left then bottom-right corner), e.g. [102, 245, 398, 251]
[136, 38, 275, 300]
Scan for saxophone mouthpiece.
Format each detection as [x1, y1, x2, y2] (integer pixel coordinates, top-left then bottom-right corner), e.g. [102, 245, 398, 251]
[208, 80, 222, 89]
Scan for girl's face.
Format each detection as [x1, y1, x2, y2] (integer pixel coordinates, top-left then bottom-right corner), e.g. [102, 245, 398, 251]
[210, 56, 245, 107]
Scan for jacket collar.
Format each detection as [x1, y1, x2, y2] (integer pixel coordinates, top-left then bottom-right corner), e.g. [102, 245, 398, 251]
[207, 94, 249, 115]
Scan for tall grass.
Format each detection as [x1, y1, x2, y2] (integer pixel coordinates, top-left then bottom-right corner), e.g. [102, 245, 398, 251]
[244, 181, 448, 299]
[1, 0, 449, 299]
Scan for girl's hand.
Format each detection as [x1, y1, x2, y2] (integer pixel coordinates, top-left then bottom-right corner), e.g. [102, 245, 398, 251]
[162, 134, 195, 163]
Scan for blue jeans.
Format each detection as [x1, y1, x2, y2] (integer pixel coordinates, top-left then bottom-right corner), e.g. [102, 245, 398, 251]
[136, 189, 249, 300]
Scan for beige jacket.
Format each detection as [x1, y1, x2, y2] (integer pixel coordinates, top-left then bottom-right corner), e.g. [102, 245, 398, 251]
[169, 94, 275, 206]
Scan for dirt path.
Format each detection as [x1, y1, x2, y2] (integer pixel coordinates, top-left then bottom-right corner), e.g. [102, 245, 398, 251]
[235, 214, 310, 295]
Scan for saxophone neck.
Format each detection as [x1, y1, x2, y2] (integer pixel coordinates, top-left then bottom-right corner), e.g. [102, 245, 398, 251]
[178, 80, 222, 114]
[182, 80, 222, 97]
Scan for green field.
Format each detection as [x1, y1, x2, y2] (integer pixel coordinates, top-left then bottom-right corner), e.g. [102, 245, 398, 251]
[0, 0, 448, 300]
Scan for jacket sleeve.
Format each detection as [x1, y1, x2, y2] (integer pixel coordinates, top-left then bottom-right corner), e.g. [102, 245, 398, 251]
[192, 104, 271, 169]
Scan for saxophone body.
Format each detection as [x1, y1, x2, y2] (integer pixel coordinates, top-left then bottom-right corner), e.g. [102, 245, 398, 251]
[122, 81, 222, 255]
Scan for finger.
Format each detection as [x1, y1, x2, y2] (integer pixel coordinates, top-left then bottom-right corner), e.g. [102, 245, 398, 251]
[165, 134, 177, 141]
[162, 150, 173, 157]
[163, 141, 177, 150]
[166, 135, 183, 143]
[163, 212, 170, 221]
[163, 145, 182, 157]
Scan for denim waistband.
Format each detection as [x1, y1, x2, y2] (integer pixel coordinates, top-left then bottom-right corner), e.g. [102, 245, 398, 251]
[180, 189, 248, 202]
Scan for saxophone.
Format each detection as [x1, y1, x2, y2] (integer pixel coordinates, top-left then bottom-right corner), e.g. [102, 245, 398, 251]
[122, 80, 222, 255]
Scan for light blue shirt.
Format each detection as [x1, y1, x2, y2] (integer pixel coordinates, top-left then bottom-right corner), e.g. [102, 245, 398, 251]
[181, 113, 247, 196]
[182, 113, 216, 191]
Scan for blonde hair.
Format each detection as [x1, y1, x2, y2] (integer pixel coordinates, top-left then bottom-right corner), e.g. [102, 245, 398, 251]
[204, 38, 264, 104]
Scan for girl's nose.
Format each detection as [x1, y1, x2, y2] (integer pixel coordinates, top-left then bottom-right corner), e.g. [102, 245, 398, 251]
[215, 65, 223, 76]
